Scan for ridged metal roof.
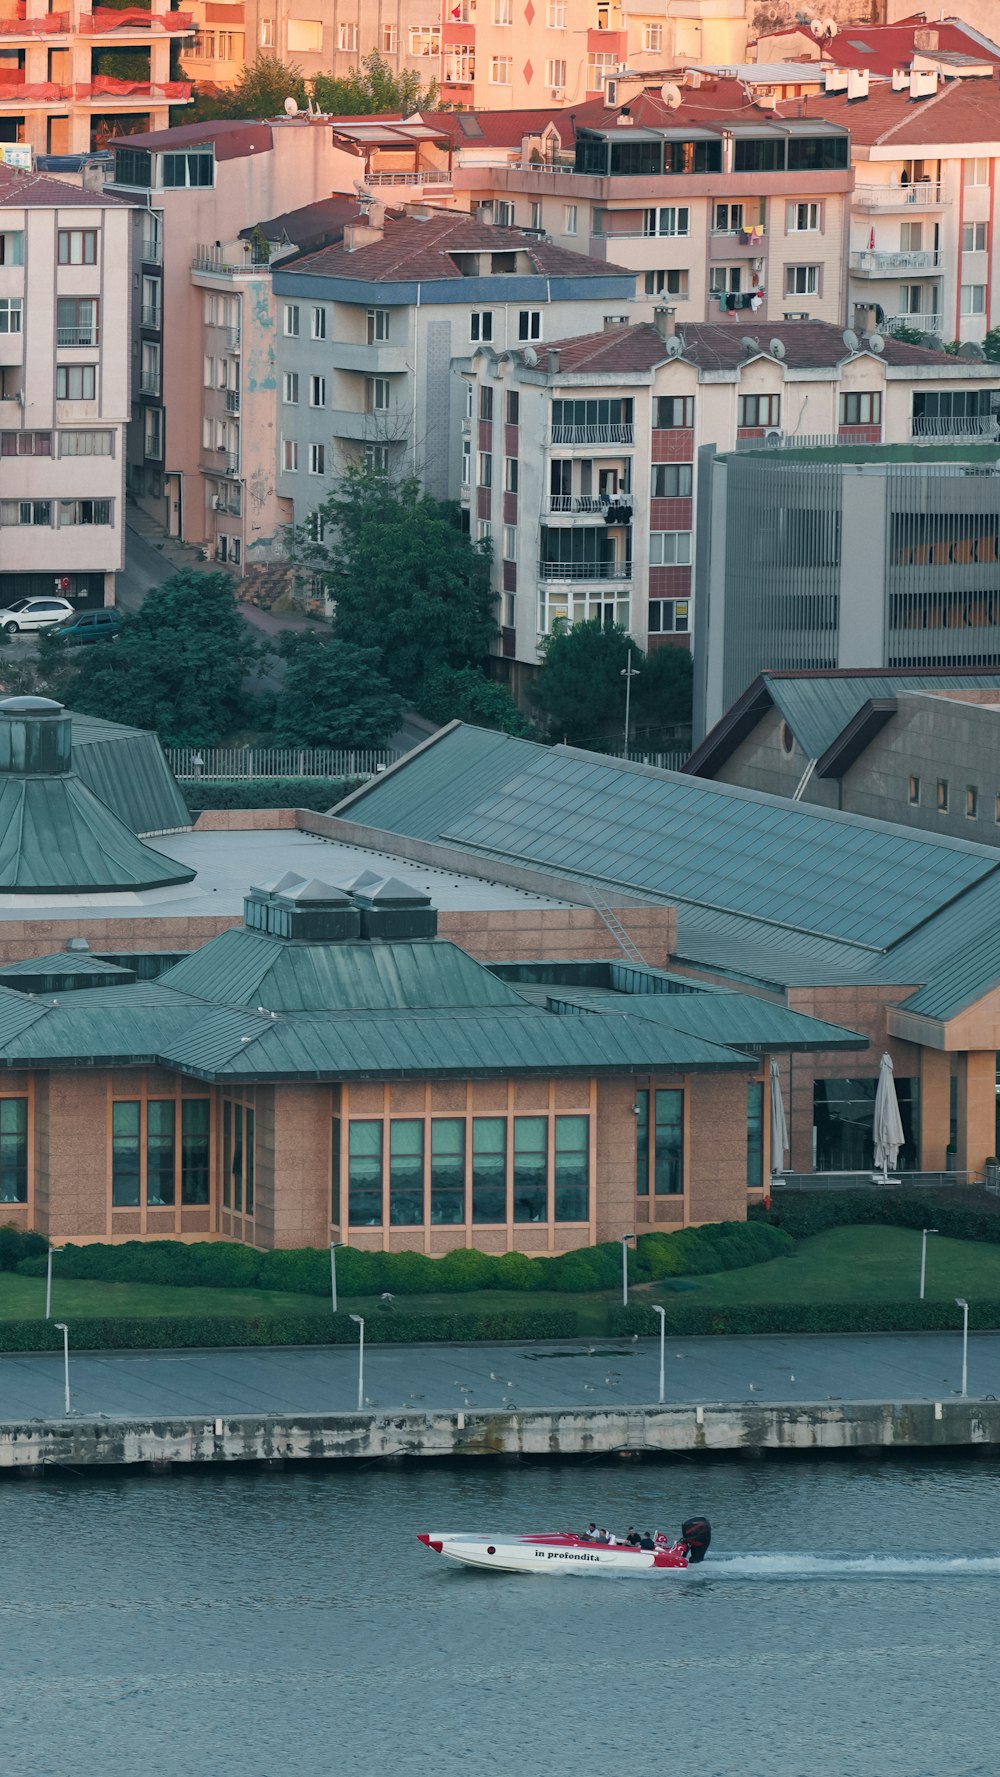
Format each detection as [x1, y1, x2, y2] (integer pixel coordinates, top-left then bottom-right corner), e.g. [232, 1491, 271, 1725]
[762, 673, 1000, 761]
[0, 775, 194, 893]
[542, 986, 865, 1053]
[69, 713, 190, 838]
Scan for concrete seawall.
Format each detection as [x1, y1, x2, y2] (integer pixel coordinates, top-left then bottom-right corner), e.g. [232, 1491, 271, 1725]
[2, 1399, 999, 1472]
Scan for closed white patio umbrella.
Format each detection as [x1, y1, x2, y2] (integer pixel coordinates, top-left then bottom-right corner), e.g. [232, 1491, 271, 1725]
[770, 1057, 789, 1178]
[873, 1051, 905, 1183]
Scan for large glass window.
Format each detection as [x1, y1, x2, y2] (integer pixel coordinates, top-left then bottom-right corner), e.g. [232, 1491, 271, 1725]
[349, 1121, 383, 1226]
[181, 1100, 210, 1204]
[245, 1108, 255, 1216]
[0, 1098, 27, 1204]
[332, 1118, 341, 1225]
[222, 1101, 231, 1209]
[390, 1120, 424, 1224]
[112, 1101, 141, 1206]
[431, 1119, 465, 1224]
[472, 1117, 506, 1223]
[513, 1116, 547, 1222]
[146, 1100, 176, 1206]
[654, 1090, 684, 1194]
[813, 1078, 919, 1172]
[747, 1082, 764, 1189]
[554, 1115, 588, 1221]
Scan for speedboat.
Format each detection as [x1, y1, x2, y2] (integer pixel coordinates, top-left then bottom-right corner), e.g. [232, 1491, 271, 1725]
[417, 1518, 711, 1576]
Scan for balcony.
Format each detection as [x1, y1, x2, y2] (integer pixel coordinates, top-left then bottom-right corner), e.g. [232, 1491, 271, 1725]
[139, 370, 160, 395]
[225, 389, 240, 414]
[548, 495, 633, 521]
[709, 229, 767, 259]
[79, 9, 195, 31]
[141, 235, 162, 265]
[854, 182, 943, 209]
[56, 327, 98, 347]
[192, 248, 269, 279]
[537, 559, 632, 581]
[0, 11, 68, 33]
[850, 249, 942, 278]
[140, 305, 161, 329]
[1, 77, 192, 105]
[366, 170, 453, 188]
[547, 423, 634, 446]
[206, 323, 240, 352]
[327, 342, 409, 374]
[883, 313, 944, 336]
[912, 416, 999, 441]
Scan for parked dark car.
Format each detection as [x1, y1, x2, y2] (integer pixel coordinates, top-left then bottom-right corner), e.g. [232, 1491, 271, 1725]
[48, 609, 124, 646]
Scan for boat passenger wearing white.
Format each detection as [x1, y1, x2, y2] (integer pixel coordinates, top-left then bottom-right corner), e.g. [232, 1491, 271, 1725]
[606, 1532, 618, 1546]
[581, 1522, 598, 1541]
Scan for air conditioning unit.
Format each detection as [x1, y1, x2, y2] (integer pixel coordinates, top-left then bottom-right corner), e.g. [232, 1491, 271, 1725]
[550, 86, 565, 99]
[763, 428, 784, 445]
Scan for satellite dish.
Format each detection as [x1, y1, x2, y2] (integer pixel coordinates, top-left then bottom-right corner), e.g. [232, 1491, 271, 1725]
[922, 334, 945, 353]
[522, 345, 538, 366]
[660, 82, 683, 109]
[354, 179, 373, 199]
[740, 335, 761, 354]
[665, 335, 684, 357]
[865, 332, 885, 354]
[769, 338, 786, 359]
[823, 16, 837, 35]
[283, 97, 299, 114]
[842, 327, 860, 352]
[810, 17, 824, 36]
[960, 339, 986, 360]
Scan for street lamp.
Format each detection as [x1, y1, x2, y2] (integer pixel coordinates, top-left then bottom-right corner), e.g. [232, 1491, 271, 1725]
[54, 1321, 70, 1416]
[330, 1240, 346, 1315]
[621, 1233, 635, 1309]
[621, 658, 640, 753]
[652, 1303, 666, 1405]
[45, 1245, 55, 1321]
[956, 1297, 969, 1399]
[919, 1227, 938, 1301]
[349, 1312, 365, 1411]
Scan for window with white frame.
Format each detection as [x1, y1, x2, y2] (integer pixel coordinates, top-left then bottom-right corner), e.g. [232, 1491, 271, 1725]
[283, 303, 300, 336]
[367, 377, 391, 411]
[0, 500, 52, 526]
[547, 0, 566, 22]
[785, 264, 819, 295]
[643, 22, 662, 50]
[503, 524, 517, 560]
[479, 385, 493, 422]
[962, 221, 988, 253]
[144, 407, 162, 458]
[282, 372, 299, 404]
[409, 25, 440, 54]
[445, 47, 474, 81]
[465, 381, 474, 419]
[564, 203, 577, 235]
[644, 206, 689, 237]
[787, 202, 819, 231]
[963, 158, 988, 186]
[311, 306, 327, 340]
[260, 18, 274, 45]
[494, 0, 512, 21]
[282, 438, 299, 471]
[309, 442, 326, 475]
[648, 598, 689, 633]
[644, 269, 688, 296]
[651, 463, 693, 498]
[530, 201, 542, 230]
[60, 430, 113, 457]
[461, 440, 471, 486]
[478, 451, 492, 486]
[367, 308, 390, 343]
[0, 298, 22, 334]
[961, 284, 986, 316]
[588, 51, 617, 85]
[470, 311, 493, 342]
[310, 374, 326, 407]
[56, 365, 96, 400]
[713, 202, 743, 233]
[649, 531, 691, 565]
[381, 23, 397, 51]
[59, 498, 112, 526]
[494, 202, 514, 227]
[710, 265, 742, 293]
[307, 511, 325, 542]
[518, 310, 541, 341]
[365, 443, 390, 472]
[337, 21, 357, 49]
[547, 58, 567, 89]
[218, 533, 242, 564]
[491, 55, 512, 82]
[477, 520, 492, 542]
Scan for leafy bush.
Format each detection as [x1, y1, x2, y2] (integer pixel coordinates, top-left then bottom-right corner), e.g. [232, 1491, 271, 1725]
[610, 1299, 997, 1338]
[433, 1249, 502, 1292]
[256, 1247, 331, 1295]
[753, 1191, 1000, 1247]
[0, 1225, 47, 1272]
[0, 1309, 578, 1353]
[183, 777, 357, 815]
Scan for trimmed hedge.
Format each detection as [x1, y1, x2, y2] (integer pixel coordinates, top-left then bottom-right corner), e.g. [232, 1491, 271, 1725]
[13, 1223, 793, 1295]
[752, 1191, 1000, 1247]
[182, 778, 357, 815]
[0, 1308, 578, 1352]
[610, 1299, 997, 1338]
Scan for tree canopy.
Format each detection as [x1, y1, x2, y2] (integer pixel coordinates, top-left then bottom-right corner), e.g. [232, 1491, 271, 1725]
[529, 619, 692, 749]
[41, 572, 266, 747]
[181, 54, 308, 124]
[183, 50, 437, 124]
[274, 633, 404, 748]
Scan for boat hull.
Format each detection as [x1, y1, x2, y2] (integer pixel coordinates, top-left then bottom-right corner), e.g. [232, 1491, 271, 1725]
[417, 1533, 690, 1575]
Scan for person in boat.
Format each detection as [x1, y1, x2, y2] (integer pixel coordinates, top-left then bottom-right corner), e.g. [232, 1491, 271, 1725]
[639, 1532, 656, 1550]
[595, 1527, 610, 1543]
[625, 1527, 641, 1546]
[654, 1530, 670, 1547]
[580, 1522, 598, 1540]
[606, 1531, 619, 1546]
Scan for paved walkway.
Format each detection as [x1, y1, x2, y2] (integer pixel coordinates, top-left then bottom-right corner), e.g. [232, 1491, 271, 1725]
[1, 1332, 997, 1423]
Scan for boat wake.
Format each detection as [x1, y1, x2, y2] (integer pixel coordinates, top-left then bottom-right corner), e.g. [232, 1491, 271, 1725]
[681, 1553, 1000, 1580]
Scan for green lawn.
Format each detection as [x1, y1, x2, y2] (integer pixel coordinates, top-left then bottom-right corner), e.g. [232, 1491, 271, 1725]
[5, 1226, 1000, 1328]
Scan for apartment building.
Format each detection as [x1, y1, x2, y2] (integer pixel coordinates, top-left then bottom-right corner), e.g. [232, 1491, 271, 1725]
[268, 210, 636, 554]
[442, 81, 853, 325]
[0, 0, 193, 158]
[0, 165, 136, 607]
[105, 116, 363, 542]
[466, 314, 998, 680]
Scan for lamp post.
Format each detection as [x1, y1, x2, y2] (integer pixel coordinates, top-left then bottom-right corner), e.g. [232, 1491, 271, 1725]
[330, 1241, 346, 1315]
[45, 1246, 54, 1320]
[54, 1321, 70, 1416]
[621, 658, 640, 753]
[621, 1232, 635, 1309]
[956, 1297, 969, 1399]
[919, 1227, 938, 1301]
[652, 1303, 666, 1405]
[349, 1312, 365, 1411]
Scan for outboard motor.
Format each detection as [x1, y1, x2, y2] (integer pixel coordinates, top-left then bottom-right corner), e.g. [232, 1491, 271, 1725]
[679, 1517, 711, 1564]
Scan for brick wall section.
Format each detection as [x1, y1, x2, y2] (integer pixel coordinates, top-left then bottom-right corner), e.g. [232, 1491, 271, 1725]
[686, 1070, 754, 1222]
[193, 810, 299, 830]
[46, 1073, 113, 1237]
[594, 1075, 640, 1244]
[251, 1086, 276, 1249]
[268, 1084, 332, 1249]
[439, 905, 676, 967]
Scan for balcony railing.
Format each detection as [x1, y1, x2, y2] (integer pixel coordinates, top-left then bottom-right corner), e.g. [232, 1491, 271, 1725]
[366, 169, 453, 186]
[851, 249, 942, 275]
[538, 559, 632, 581]
[56, 326, 98, 346]
[225, 389, 241, 414]
[206, 323, 241, 351]
[548, 494, 633, 518]
[854, 182, 943, 209]
[139, 370, 161, 395]
[79, 9, 195, 31]
[883, 313, 944, 336]
[0, 12, 69, 32]
[912, 416, 999, 440]
[141, 235, 162, 265]
[735, 430, 881, 451]
[192, 248, 269, 276]
[140, 305, 162, 328]
[547, 423, 634, 446]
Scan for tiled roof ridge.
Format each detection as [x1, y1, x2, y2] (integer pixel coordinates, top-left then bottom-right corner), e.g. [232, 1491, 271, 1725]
[0, 166, 131, 208]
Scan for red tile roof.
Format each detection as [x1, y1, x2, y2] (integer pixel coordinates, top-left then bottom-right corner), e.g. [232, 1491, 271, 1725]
[109, 119, 274, 158]
[814, 16, 1000, 76]
[528, 318, 969, 376]
[0, 166, 132, 207]
[422, 108, 575, 147]
[283, 213, 629, 282]
[792, 74, 1000, 148]
[422, 79, 774, 149]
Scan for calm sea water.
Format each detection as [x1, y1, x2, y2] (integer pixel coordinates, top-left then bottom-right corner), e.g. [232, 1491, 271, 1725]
[3, 1456, 998, 1777]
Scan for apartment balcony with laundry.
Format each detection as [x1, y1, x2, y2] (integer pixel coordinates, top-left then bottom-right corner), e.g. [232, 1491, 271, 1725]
[547, 457, 632, 524]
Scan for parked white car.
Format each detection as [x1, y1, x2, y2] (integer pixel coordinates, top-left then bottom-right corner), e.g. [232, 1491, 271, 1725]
[0, 597, 75, 634]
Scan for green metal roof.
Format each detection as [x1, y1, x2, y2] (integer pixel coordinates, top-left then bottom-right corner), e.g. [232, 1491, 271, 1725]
[157, 929, 532, 1013]
[762, 673, 1000, 762]
[68, 712, 190, 837]
[540, 985, 866, 1052]
[0, 950, 135, 994]
[333, 724, 542, 844]
[0, 775, 195, 893]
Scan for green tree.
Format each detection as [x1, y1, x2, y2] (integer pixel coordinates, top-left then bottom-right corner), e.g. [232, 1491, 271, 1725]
[530, 619, 692, 749]
[183, 53, 307, 123]
[289, 466, 497, 714]
[274, 633, 403, 747]
[41, 572, 266, 747]
[419, 663, 530, 736]
[313, 50, 438, 117]
[984, 328, 1000, 363]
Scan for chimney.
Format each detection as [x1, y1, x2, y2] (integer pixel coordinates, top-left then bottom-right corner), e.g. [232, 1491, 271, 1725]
[546, 347, 560, 374]
[653, 306, 677, 338]
[823, 67, 849, 92]
[913, 27, 939, 52]
[344, 217, 385, 251]
[854, 303, 878, 333]
[909, 67, 938, 99]
[891, 66, 909, 91]
[847, 68, 869, 101]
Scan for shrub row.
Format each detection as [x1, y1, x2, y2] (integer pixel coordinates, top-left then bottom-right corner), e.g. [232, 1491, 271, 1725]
[752, 1191, 1000, 1247]
[12, 1222, 793, 1296]
[182, 778, 356, 815]
[0, 1308, 579, 1354]
[0, 1226, 46, 1272]
[610, 1299, 997, 1338]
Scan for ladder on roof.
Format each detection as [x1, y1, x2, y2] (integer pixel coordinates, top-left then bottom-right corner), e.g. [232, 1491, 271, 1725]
[583, 884, 648, 968]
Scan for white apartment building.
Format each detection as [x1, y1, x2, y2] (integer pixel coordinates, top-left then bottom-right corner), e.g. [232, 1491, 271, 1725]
[466, 314, 1000, 678]
[0, 165, 136, 607]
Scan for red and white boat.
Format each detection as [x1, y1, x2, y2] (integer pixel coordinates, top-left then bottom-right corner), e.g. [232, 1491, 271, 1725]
[417, 1519, 711, 1576]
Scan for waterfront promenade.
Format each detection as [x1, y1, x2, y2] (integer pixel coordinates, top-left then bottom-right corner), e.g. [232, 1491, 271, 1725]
[1, 1331, 998, 1422]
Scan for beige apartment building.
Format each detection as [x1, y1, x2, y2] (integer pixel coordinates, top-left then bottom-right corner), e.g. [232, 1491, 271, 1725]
[0, 0, 193, 157]
[466, 315, 999, 678]
[0, 165, 135, 607]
